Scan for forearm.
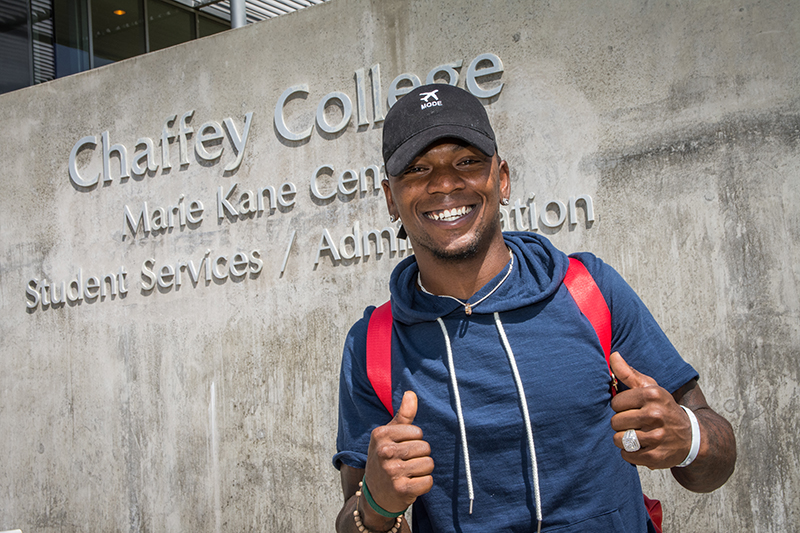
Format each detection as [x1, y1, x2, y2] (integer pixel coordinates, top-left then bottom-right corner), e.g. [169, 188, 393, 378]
[670, 406, 736, 492]
[670, 381, 736, 492]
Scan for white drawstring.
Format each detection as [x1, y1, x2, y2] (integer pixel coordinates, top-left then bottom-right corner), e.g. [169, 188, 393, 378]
[494, 312, 543, 533]
[436, 317, 475, 514]
[435, 313, 544, 530]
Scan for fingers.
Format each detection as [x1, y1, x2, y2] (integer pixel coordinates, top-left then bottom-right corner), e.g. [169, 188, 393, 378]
[388, 391, 418, 426]
[373, 435, 431, 462]
[612, 426, 687, 469]
[608, 354, 694, 469]
[609, 351, 658, 390]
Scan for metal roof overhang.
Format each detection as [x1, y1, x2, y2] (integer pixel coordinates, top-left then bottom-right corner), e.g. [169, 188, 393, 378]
[174, 0, 328, 25]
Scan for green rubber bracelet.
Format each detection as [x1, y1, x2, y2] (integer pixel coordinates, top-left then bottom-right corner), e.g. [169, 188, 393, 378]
[361, 476, 406, 518]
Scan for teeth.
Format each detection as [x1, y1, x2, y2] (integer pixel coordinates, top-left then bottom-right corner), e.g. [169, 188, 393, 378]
[427, 206, 473, 221]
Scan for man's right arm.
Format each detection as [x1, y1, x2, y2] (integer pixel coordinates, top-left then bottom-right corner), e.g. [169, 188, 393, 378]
[336, 391, 433, 533]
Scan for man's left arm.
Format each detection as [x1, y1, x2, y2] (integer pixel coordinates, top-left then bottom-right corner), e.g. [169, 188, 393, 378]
[610, 352, 737, 493]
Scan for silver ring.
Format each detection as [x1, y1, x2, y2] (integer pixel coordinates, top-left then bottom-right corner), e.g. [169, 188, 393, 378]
[622, 429, 641, 452]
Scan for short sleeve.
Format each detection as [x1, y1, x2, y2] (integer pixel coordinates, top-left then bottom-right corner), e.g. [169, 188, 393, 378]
[333, 306, 395, 470]
[570, 252, 699, 394]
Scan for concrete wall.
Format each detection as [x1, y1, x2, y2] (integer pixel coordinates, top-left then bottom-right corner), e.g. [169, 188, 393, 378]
[0, 0, 797, 531]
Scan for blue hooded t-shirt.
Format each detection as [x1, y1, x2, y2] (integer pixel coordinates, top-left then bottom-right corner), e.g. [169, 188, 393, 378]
[334, 232, 697, 532]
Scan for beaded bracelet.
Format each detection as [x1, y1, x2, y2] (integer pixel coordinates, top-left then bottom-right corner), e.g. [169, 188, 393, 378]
[354, 481, 403, 533]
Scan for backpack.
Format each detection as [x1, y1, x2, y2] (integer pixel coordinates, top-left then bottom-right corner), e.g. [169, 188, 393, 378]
[365, 257, 663, 533]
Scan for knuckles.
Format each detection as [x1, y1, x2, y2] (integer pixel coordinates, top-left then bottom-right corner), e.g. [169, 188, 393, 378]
[374, 441, 399, 461]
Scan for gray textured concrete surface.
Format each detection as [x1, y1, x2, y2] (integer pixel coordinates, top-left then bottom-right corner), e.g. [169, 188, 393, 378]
[0, 0, 798, 531]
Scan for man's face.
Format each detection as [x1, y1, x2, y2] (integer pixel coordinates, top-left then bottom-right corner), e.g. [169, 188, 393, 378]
[382, 140, 510, 261]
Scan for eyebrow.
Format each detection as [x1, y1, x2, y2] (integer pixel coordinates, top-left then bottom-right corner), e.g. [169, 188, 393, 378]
[450, 142, 471, 152]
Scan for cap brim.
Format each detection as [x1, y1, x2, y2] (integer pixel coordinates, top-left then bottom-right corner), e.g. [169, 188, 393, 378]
[385, 125, 496, 177]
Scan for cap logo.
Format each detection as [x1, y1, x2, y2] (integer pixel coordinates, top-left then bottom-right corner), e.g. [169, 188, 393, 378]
[419, 90, 442, 109]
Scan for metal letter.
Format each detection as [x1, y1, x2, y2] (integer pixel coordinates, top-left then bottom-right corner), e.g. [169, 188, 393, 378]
[178, 110, 195, 166]
[26, 279, 39, 310]
[568, 195, 595, 225]
[195, 121, 224, 161]
[222, 112, 253, 172]
[102, 130, 130, 183]
[124, 202, 151, 237]
[315, 228, 341, 265]
[212, 255, 228, 281]
[274, 85, 312, 142]
[84, 276, 100, 300]
[69, 135, 99, 188]
[370, 64, 385, 123]
[426, 60, 463, 86]
[528, 194, 539, 232]
[338, 169, 359, 196]
[250, 250, 264, 275]
[187, 200, 204, 224]
[278, 182, 296, 207]
[310, 165, 336, 200]
[161, 114, 176, 170]
[466, 53, 504, 98]
[67, 269, 83, 303]
[131, 138, 159, 175]
[230, 252, 249, 277]
[387, 73, 421, 108]
[355, 68, 369, 127]
[217, 184, 238, 220]
[158, 265, 175, 289]
[359, 165, 383, 193]
[141, 260, 156, 291]
[511, 199, 527, 231]
[540, 200, 567, 229]
[339, 222, 362, 260]
[117, 266, 128, 295]
[316, 91, 352, 134]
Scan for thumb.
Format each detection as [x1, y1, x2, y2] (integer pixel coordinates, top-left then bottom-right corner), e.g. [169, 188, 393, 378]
[609, 351, 658, 389]
[388, 391, 418, 425]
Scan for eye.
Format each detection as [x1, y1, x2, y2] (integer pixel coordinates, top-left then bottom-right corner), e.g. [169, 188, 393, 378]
[403, 165, 427, 175]
[457, 157, 484, 167]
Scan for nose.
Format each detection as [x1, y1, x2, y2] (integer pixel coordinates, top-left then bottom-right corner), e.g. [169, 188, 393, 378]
[425, 164, 464, 195]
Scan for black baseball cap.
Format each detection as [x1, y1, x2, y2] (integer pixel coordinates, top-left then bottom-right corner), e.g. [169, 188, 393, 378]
[382, 84, 497, 177]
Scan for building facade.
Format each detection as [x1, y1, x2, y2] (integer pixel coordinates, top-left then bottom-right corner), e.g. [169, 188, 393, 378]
[0, 0, 798, 531]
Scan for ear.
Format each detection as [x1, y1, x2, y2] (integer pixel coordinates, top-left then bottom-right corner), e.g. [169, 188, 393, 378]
[498, 159, 511, 201]
[381, 178, 398, 219]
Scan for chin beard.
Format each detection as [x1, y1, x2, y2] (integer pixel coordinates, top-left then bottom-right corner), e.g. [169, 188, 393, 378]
[430, 240, 481, 262]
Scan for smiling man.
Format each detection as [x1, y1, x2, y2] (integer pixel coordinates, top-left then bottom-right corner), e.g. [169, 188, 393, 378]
[333, 84, 736, 533]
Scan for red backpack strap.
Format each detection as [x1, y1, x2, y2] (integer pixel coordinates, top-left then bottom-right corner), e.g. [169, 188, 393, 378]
[366, 300, 394, 416]
[564, 257, 661, 532]
[563, 257, 615, 389]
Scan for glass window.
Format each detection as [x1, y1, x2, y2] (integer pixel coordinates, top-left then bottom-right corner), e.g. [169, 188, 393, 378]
[0, 0, 33, 93]
[31, 0, 56, 84]
[198, 15, 227, 38]
[54, 0, 90, 77]
[147, 0, 194, 52]
[92, 0, 145, 67]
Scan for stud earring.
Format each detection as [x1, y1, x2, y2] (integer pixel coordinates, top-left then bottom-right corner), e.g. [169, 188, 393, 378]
[390, 215, 396, 223]
[501, 198, 510, 206]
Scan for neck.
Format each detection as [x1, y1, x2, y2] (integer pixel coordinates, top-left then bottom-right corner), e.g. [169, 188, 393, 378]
[415, 235, 510, 301]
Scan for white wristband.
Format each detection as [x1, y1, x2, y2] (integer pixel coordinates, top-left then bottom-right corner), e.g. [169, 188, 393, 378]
[676, 405, 701, 467]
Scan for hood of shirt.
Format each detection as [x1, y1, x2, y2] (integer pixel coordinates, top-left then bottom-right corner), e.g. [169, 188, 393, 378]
[389, 232, 569, 325]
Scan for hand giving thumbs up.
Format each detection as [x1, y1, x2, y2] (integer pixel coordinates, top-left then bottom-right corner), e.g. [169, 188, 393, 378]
[364, 391, 434, 514]
[609, 352, 694, 469]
